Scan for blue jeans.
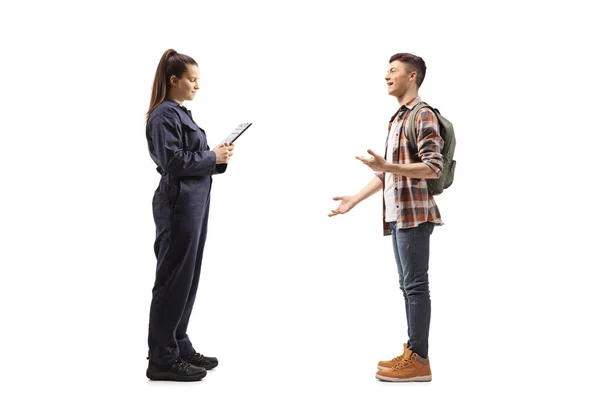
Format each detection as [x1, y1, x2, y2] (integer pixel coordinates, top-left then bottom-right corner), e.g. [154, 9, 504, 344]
[390, 221, 434, 358]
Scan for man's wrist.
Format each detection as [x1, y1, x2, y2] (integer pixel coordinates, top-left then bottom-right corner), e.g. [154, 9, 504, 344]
[383, 162, 396, 173]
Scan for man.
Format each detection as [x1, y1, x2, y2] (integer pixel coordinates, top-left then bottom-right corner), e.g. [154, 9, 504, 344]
[329, 53, 444, 382]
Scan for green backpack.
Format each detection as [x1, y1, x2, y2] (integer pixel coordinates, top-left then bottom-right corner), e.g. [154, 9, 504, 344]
[391, 102, 456, 195]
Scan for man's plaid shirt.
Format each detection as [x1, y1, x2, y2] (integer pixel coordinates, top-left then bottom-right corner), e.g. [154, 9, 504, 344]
[377, 96, 444, 235]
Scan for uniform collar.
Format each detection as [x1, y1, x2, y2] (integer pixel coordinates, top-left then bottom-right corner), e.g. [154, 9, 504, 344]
[164, 98, 192, 116]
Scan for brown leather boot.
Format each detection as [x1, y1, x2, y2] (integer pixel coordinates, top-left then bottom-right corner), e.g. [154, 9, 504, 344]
[376, 348, 432, 382]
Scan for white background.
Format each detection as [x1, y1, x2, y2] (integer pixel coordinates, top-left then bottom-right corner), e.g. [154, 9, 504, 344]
[1, 0, 599, 399]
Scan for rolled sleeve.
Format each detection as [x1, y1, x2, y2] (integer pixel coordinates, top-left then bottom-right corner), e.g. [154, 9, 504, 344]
[415, 108, 444, 178]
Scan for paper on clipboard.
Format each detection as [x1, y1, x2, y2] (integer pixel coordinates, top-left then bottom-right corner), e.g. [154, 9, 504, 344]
[219, 123, 252, 145]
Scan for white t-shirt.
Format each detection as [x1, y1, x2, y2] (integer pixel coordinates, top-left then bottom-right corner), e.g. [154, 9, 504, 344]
[384, 119, 400, 222]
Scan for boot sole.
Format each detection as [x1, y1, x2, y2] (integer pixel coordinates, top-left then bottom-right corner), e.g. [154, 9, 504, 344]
[146, 370, 207, 382]
[376, 374, 432, 382]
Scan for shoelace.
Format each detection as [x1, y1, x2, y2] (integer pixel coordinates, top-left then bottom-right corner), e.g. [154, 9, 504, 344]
[173, 358, 192, 372]
[186, 353, 206, 362]
[392, 357, 412, 370]
[390, 355, 404, 363]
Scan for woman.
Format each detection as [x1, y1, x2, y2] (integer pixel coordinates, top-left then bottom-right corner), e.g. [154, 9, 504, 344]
[145, 49, 234, 382]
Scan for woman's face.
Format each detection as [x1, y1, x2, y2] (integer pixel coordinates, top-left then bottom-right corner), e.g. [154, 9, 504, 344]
[170, 64, 200, 102]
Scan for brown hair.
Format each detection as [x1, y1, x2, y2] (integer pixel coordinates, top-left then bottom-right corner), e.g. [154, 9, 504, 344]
[389, 53, 427, 88]
[146, 49, 198, 120]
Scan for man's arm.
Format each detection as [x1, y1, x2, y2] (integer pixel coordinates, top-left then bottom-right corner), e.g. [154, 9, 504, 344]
[382, 162, 439, 179]
[353, 176, 384, 204]
[357, 150, 438, 178]
[357, 108, 444, 179]
[329, 176, 382, 217]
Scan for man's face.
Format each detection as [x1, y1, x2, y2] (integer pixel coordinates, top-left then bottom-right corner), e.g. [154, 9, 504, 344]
[385, 61, 415, 97]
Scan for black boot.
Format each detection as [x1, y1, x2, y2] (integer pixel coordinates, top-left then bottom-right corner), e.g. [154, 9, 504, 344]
[180, 352, 219, 370]
[146, 358, 207, 381]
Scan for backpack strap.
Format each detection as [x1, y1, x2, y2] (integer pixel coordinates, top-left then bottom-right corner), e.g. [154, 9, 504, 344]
[405, 102, 433, 154]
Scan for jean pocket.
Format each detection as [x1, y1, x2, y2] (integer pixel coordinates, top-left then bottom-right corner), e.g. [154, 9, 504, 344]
[417, 222, 434, 235]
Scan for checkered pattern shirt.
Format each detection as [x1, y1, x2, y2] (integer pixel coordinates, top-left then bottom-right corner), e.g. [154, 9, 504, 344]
[377, 96, 444, 235]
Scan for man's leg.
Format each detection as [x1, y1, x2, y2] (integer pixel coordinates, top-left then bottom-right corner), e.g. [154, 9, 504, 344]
[376, 222, 434, 382]
[391, 222, 411, 341]
[394, 222, 433, 358]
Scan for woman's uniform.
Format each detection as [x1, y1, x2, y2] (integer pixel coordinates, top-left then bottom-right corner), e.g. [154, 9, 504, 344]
[145, 99, 226, 364]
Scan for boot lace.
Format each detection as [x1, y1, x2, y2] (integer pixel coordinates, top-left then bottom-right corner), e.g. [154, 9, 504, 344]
[173, 358, 192, 372]
[392, 357, 412, 370]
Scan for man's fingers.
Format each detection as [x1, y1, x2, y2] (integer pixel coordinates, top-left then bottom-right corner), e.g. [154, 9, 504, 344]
[367, 149, 381, 158]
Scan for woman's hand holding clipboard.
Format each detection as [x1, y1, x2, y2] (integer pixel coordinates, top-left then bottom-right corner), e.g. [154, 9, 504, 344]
[215, 123, 252, 164]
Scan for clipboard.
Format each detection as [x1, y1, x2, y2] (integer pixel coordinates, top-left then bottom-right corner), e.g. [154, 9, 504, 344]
[219, 123, 252, 145]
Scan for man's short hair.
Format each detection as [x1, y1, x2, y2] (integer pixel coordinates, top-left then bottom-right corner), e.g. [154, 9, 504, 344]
[389, 53, 427, 88]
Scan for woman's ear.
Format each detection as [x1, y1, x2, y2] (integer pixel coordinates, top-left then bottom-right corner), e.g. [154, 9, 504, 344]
[169, 75, 178, 87]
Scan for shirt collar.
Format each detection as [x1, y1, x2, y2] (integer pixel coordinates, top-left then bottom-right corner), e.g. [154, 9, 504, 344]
[391, 96, 422, 124]
[164, 98, 188, 110]
[164, 98, 180, 105]
[164, 98, 192, 115]
[401, 96, 422, 111]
